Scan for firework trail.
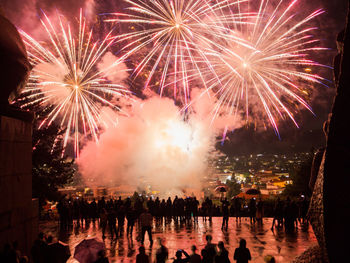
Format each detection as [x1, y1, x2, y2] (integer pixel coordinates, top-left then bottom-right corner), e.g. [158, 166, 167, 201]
[195, 0, 328, 136]
[106, 0, 252, 104]
[18, 11, 131, 157]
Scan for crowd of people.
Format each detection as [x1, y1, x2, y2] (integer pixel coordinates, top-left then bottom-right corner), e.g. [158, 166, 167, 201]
[1, 195, 307, 263]
[1, 230, 280, 263]
[135, 235, 258, 263]
[55, 194, 309, 234]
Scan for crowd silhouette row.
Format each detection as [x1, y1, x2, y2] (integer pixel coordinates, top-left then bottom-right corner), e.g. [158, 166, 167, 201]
[11, 232, 271, 263]
[56, 195, 309, 234]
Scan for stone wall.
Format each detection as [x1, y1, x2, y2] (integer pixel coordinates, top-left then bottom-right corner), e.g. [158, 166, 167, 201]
[0, 115, 38, 256]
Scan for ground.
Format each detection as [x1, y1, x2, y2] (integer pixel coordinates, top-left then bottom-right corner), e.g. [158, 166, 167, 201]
[40, 217, 317, 263]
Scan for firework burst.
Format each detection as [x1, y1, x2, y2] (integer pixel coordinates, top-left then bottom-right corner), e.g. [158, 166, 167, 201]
[18, 11, 131, 157]
[106, 0, 252, 104]
[195, 0, 328, 136]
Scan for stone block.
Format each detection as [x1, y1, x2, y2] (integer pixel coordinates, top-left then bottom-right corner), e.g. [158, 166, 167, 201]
[0, 115, 36, 257]
[12, 142, 32, 175]
[0, 175, 12, 213]
[12, 174, 32, 207]
[0, 141, 14, 176]
[0, 116, 32, 142]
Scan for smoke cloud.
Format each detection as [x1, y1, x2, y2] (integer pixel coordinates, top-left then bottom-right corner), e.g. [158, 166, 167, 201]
[0, 0, 95, 38]
[78, 90, 243, 196]
[97, 52, 129, 85]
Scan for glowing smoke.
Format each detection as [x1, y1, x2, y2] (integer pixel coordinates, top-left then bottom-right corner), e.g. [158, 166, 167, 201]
[78, 92, 243, 195]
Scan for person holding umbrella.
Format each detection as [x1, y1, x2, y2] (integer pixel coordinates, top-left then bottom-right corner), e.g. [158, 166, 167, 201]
[74, 238, 106, 263]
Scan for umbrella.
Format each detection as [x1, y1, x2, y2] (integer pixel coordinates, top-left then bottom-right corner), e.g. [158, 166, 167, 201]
[215, 186, 227, 193]
[245, 189, 261, 195]
[48, 241, 71, 263]
[74, 238, 105, 263]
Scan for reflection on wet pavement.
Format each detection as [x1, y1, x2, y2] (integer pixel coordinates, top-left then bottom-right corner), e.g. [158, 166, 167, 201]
[41, 218, 316, 263]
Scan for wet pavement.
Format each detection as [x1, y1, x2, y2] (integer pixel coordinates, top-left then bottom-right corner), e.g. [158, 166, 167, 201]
[41, 217, 317, 263]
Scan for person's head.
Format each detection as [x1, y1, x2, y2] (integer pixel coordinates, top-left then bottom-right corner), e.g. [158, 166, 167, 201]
[205, 235, 212, 243]
[218, 241, 225, 251]
[264, 255, 276, 263]
[191, 245, 197, 253]
[176, 250, 183, 259]
[157, 237, 164, 246]
[46, 235, 53, 243]
[139, 246, 146, 255]
[38, 232, 45, 240]
[98, 250, 106, 258]
[19, 256, 28, 263]
[239, 239, 247, 248]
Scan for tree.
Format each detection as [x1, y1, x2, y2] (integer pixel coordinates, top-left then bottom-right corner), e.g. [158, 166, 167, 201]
[226, 177, 241, 200]
[32, 123, 75, 206]
[282, 151, 313, 197]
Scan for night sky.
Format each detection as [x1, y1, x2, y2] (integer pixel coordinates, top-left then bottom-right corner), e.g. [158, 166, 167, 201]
[0, 0, 348, 155]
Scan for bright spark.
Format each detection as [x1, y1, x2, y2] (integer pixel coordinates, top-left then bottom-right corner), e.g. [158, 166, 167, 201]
[195, 0, 329, 136]
[106, 0, 253, 104]
[18, 11, 131, 157]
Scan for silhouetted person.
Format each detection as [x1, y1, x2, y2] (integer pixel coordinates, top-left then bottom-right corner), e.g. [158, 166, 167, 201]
[94, 250, 109, 263]
[19, 256, 28, 263]
[126, 208, 137, 236]
[136, 246, 149, 263]
[221, 198, 229, 230]
[140, 209, 153, 246]
[173, 250, 190, 263]
[215, 242, 230, 263]
[107, 209, 117, 239]
[100, 208, 108, 239]
[233, 239, 251, 263]
[189, 245, 201, 263]
[201, 248, 210, 263]
[233, 198, 242, 222]
[271, 197, 283, 230]
[31, 232, 47, 263]
[98, 197, 106, 214]
[299, 196, 309, 224]
[204, 235, 217, 263]
[284, 197, 297, 232]
[264, 255, 275, 263]
[117, 205, 125, 237]
[256, 198, 264, 224]
[155, 238, 168, 263]
[90, 199, 98, 222]
[248, 198, 256, 224]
